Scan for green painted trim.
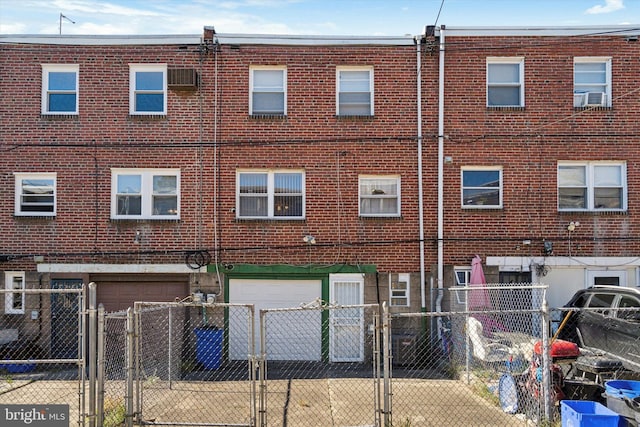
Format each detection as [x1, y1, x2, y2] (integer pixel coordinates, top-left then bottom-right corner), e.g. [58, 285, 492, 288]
[218, 265, 372, 363]
[208, 263, 376, 275]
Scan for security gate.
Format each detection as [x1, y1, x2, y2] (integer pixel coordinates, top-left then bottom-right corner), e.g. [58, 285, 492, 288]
[258, 302, 382, 427]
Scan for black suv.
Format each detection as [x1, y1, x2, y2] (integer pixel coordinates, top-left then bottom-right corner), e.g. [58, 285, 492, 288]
[557, 286, 640, 369]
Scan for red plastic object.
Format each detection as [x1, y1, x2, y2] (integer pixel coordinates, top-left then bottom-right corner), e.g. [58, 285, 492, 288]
[533, 339, 580, 360]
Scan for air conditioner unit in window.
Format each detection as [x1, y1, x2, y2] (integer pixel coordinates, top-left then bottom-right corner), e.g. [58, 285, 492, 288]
[168, 68, 198, 89]
[573, 93, 587, 108]
[585, 92, 606, 106]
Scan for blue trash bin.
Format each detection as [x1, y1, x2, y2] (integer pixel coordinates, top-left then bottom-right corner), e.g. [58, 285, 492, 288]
[194, 327, 223, 370]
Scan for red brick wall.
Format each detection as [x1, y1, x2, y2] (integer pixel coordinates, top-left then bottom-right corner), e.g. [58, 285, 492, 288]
[435, 34, 640, 265]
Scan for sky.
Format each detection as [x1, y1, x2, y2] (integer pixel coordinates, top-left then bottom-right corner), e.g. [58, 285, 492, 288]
[0, 0, 638, 36]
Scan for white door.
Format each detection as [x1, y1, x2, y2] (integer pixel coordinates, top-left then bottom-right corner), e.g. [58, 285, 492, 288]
[228, 278, 321, 360]
[329, 274, 364, 362]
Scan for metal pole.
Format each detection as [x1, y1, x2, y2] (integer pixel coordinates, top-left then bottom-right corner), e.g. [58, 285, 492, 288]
[541, 300, 552, 422]
[168, 307, 173, 389]
[382, 302, 391, 427]
[88, 282, 97, 427]
[125, 308, 134, 427]
[97, 304, 105, 427]
[259, 309, 267, 427]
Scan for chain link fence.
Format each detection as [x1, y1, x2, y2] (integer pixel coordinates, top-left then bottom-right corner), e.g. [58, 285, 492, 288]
[388, 285, 550, 426]
[258, 303, 381, 427]
[0, 286, 87, 426]
[4, 281, 639, 426]
[127, 301, 256, 426]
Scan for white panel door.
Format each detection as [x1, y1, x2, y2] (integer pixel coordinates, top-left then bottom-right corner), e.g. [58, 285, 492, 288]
[329, 274, 364, 362]
[228, 278, 321, 360]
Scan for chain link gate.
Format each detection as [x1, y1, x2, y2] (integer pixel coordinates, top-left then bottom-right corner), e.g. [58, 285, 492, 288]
[0, 284, 88, 426]
[385, 284, 553, 426]
[258, 302, 382, 427]
[120, 301, 256, 426]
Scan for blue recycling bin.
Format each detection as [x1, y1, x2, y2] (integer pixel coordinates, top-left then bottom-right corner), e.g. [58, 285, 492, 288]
[194, 327, 223, 370]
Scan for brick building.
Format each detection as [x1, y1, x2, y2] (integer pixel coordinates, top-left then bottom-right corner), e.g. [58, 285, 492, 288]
[1, 24, 639, 359]
[433, 26, 640, 308]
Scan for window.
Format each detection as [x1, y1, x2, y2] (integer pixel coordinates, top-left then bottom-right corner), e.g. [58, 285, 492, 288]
[359, 176, 400, 217]
[237, 170, 304, 219]
[454, 267, 471, 305]
[250, 67, 286, 115]
[337, 67, 373, 116]
[461, 167, 502, 208]
[111, 169, 180, 219]
[558, 162, 626, 211]
[41, 64, 79, 114]
[390, 273, 410, 307]
[4, 272, 25, 315]
[574, 57, 611, 107]
[14, 173, 56, 216]
[129, 64, 167, 115]
[487, 57, 524, 107]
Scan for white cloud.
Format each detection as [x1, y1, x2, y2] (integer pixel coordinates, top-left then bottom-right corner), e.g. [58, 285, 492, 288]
[586, 0, 625, 14]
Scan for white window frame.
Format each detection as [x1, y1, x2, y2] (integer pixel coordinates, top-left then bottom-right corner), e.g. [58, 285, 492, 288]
[111, 168, 180, 219]
[129, 64, 167, 115]
[558, 162, 627, 212]
[236, 170, 305, 220]
[249, 66, 287, 115]
[587, 270, 626, 288]
[14, 172, 57, 217]
[453, 267, 471, 305]
[336, 66, 374, 116]
[389, 273, 410, 307]
[574, 57, 612, 107]
[486, 57, 524, 107]
[41, 64, 79, 115]
[5, 272, 25, 315]
[359, 175, 401, 217]
[461, 167, 503, 209]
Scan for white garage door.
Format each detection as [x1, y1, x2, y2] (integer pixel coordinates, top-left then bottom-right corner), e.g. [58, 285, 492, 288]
[229, 278, 322, 360]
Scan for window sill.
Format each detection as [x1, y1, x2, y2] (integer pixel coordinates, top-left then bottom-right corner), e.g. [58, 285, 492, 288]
[14, 214, 56, 219]
[359, 215, 403, 220]
[573, 106, 612, 111]
[110, 218, 181, 223]
[234, 217, 305, 222]
[250, 114, 287, 120]
[486, 106, 525, 111]
[128, 114, 167, 121]
[336, 115, 374, 121]
[558, 210, 627, 216]
[40, 114, 78, 120]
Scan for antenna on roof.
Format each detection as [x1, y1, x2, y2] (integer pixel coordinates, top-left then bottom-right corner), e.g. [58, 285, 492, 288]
[59, 13, 75, 35]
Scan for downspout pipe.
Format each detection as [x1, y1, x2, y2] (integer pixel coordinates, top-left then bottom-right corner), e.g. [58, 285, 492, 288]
[415, 36, 427, 321]
[436, 26, 446, 318]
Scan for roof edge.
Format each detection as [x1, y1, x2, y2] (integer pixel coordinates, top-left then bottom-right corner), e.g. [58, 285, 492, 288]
[0, 34, 202, 45]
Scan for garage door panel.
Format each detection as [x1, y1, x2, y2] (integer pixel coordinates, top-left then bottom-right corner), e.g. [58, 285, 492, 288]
[94, 274, 188, 312]
[229, 279, 321, 361]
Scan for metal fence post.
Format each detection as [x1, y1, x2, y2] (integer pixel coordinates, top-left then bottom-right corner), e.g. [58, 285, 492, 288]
[382, 302, 391, 427]
[541, 299, 552, 422]
[88, 282, 97, 427]
[97, 304, 105, 427]
[125, 307, 134, 427]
